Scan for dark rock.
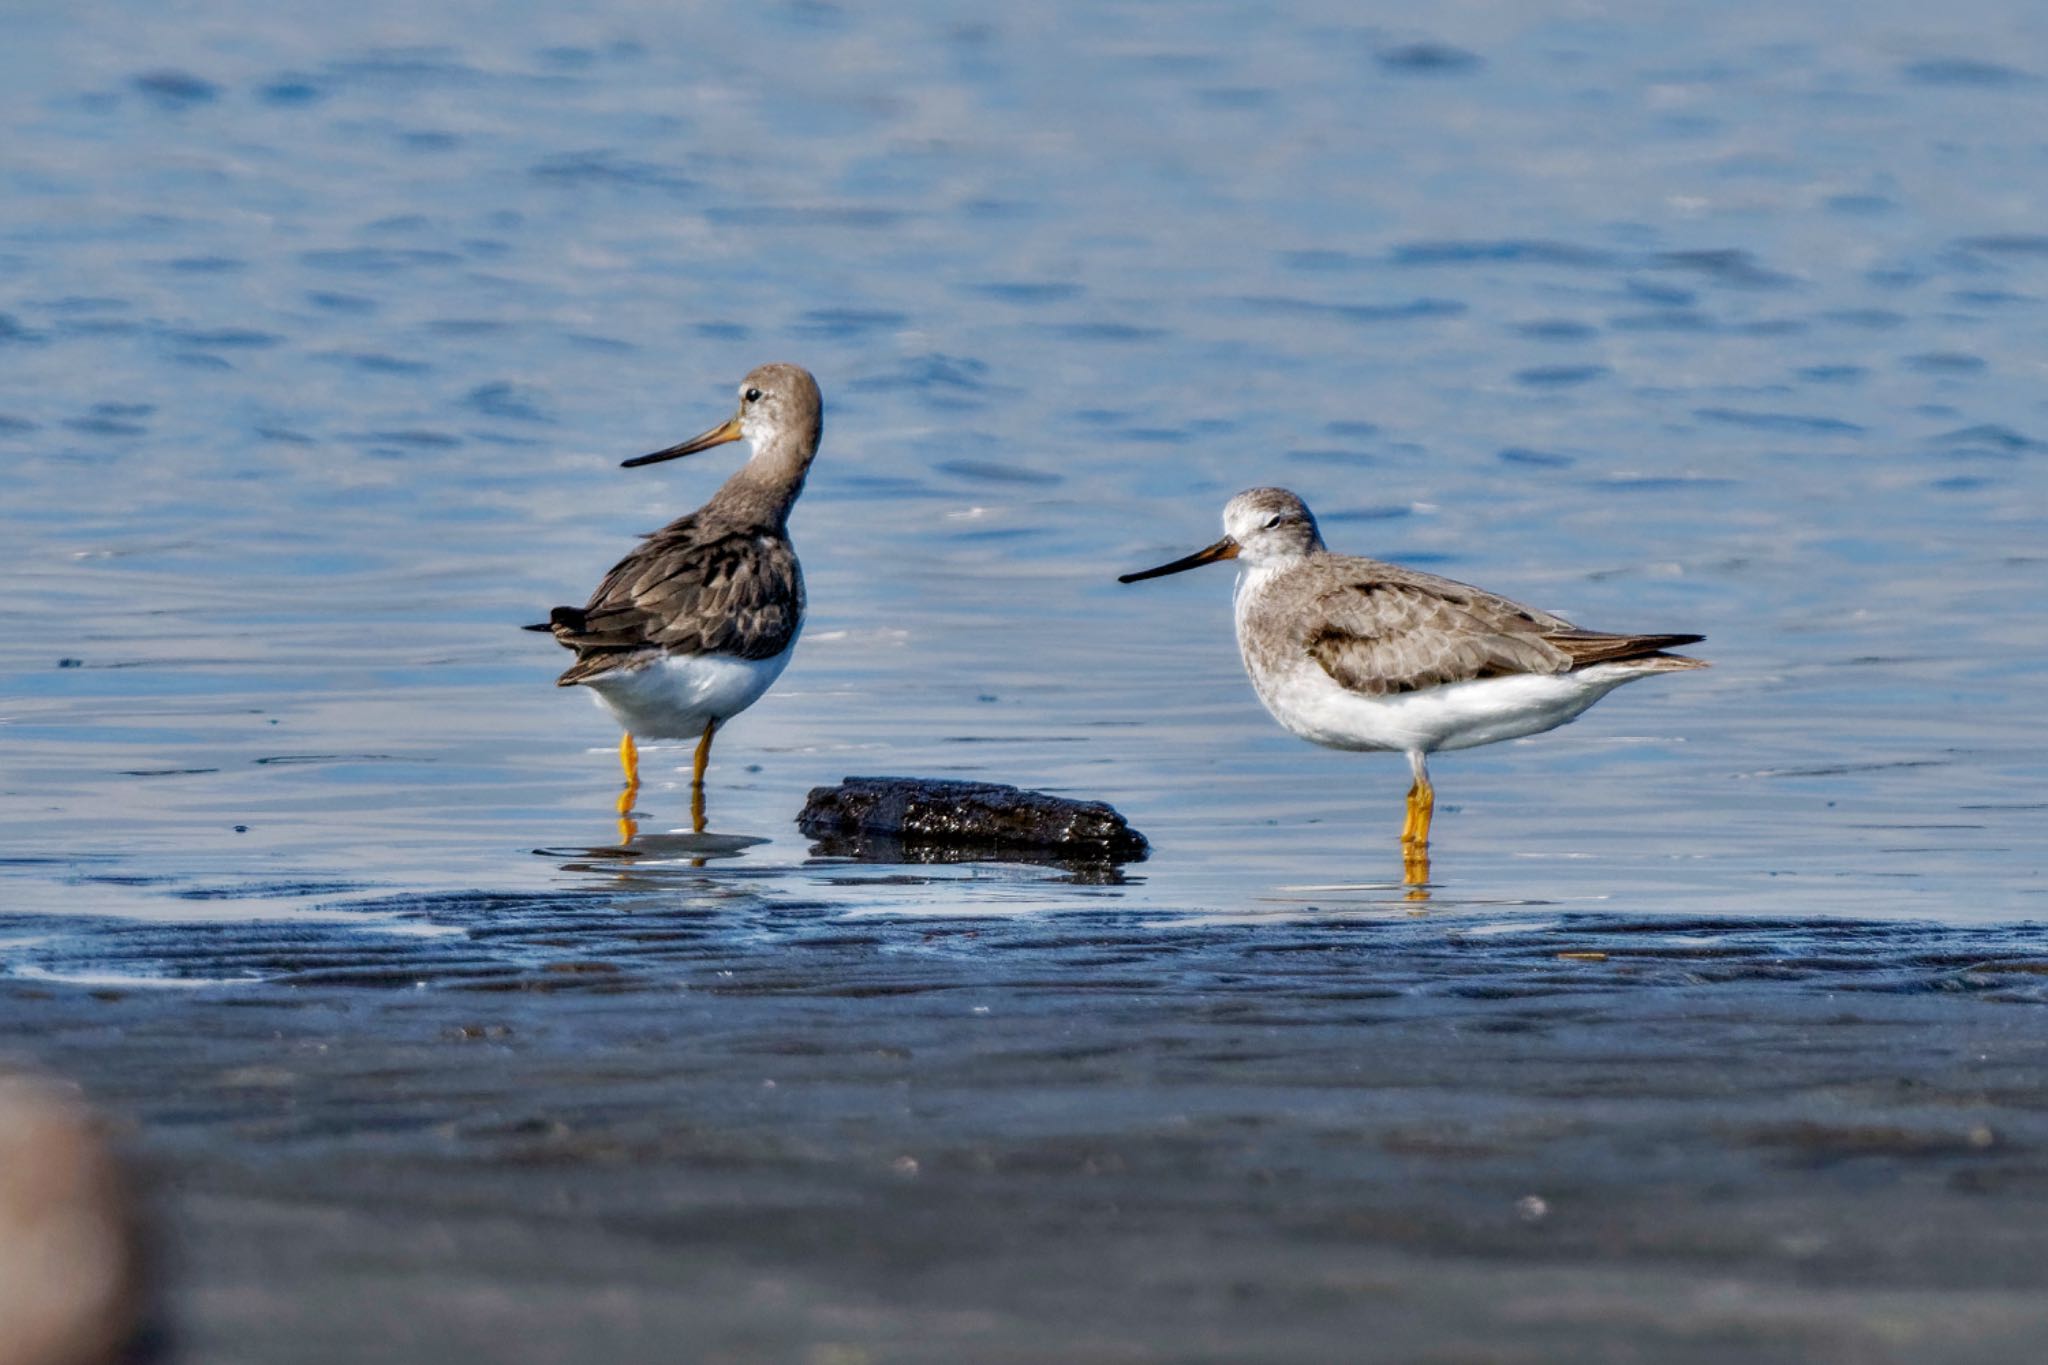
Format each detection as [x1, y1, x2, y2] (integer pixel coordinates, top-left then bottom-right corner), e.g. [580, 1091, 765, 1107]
[797, 777, 1148, 863]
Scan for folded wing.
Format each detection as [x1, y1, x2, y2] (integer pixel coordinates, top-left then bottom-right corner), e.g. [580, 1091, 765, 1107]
[1301, 564, 1702, 697]
[529, 514, 803, 686]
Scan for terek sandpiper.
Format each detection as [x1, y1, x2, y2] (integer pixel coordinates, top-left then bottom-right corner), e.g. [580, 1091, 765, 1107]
[1120, 487, 1705, 883]
[529, 363, 821, 835]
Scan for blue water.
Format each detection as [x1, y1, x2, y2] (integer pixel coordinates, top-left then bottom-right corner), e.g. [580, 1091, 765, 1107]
[3, 0, 2046, 939]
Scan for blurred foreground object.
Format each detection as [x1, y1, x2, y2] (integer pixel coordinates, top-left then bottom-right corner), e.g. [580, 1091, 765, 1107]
[0, 1073, 146, 1365]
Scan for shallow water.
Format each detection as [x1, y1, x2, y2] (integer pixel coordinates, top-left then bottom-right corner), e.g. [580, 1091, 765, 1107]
[5, 0, 2047, 935]
[10, 904, 2048, 1362]
[7, 5, 2048, 1359]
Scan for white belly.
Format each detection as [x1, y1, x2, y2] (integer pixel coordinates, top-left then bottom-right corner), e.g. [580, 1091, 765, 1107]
[581, 644, 794, 740]
[1249, 659, 1658, 755]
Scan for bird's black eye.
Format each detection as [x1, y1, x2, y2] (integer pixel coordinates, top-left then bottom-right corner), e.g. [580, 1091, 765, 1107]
[1263, 513, 1285, 530]
[744, 387, 762, 404]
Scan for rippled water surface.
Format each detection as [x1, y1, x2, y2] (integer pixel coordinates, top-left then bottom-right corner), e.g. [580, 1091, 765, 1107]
[5, 0, 2048, 943]
[9, 6, 2048, 1361]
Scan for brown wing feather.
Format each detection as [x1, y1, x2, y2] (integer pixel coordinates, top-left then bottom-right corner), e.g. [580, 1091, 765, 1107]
[540, 512, 802, 686]
[1545, 629, 1706, 667]
[1294, 561, 1699, 696]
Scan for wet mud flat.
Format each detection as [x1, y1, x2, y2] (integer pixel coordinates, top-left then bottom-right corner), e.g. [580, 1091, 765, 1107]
[5, 894, 2048, 1365]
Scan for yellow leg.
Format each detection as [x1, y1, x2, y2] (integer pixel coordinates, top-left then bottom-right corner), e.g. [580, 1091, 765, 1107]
[1400, 754, 1435, 845]
[616, 733, 640, 845]
[691, 720, 717, 788]
[1408, 774, 1435, 847]
[1399, 753, 1433, 892]
[688, 720, 717, 835]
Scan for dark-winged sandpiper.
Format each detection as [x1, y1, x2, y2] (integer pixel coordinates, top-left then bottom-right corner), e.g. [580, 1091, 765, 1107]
[1120, 487, 1705, 883]
[530, 363, 821, 835]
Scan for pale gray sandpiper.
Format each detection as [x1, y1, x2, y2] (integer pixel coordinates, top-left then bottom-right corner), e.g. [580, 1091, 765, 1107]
[528, 363, 822, 835]
[1120, 487, 1705, 881]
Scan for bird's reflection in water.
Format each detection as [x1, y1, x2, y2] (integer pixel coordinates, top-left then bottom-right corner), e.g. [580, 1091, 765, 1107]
[544, 829, 772, 878]
[1403, 842, 1432, 904]
[538, 782, 768, 875]
[803, 833, 1143, 888]
[610, 766, 694, 847]
[1263, 841, 1436, 915]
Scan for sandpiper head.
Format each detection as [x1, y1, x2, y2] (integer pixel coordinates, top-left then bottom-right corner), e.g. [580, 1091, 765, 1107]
[1221, 487, 1322, 565]
[622, 362, 822, 468]
[1118, 486, 1322, 584]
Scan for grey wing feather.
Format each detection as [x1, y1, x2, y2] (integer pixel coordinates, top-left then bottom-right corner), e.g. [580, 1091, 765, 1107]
[541, 513, 802, 686]
[1296, 560, 1696, 696]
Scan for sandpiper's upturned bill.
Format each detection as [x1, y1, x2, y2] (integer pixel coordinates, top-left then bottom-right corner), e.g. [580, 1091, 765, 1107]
[1120, 487, 1706, 884]
[527, 363, 823, 838]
